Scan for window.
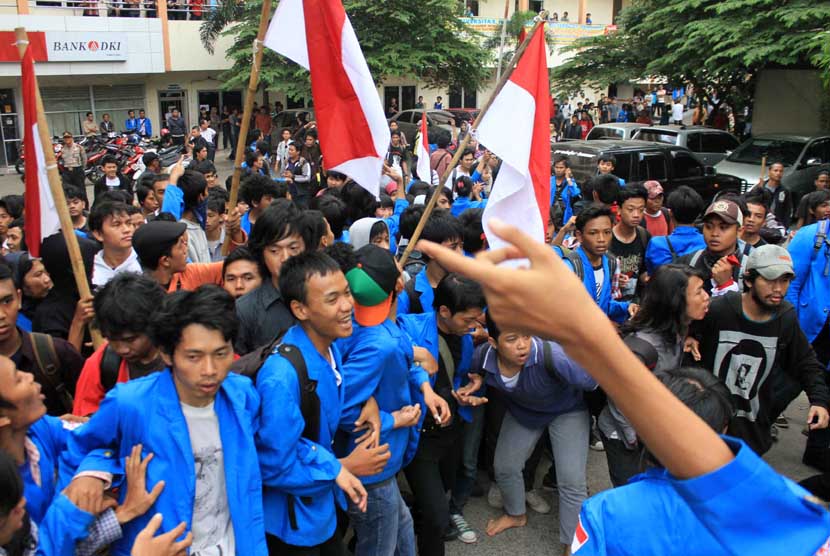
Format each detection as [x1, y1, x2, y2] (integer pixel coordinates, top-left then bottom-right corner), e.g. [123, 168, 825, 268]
[464, 0, 479, 16]
[93, 85, 146, 131]
[587, 127, 624, 140]
[639, 153, 668, 181]
[397, 111, 414, 124]
[699, 132, 740, 154]
[685, 132, 703, 152]
[449, 87, 478, 109]
[530, 0, 543, 13]
[672, 151, 703, 179]
[633, 129, 678, 145]
[804, 139, 830, 164]
[611, 152, 634, 182]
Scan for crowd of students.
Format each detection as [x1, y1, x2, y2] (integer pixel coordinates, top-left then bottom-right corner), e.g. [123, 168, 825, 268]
[1, 119, 830, 556]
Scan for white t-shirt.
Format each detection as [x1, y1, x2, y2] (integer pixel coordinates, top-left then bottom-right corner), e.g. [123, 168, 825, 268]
[593, 265, 605, 300]
[181, 401, 235, 556]
[92, 249, 142, 288]
[327, 347, 342, 386]
[201, 127, 217, 146]
[672, 102, 685, 122]
[105, 176, 121, 189]
[500, 371, 521, 391]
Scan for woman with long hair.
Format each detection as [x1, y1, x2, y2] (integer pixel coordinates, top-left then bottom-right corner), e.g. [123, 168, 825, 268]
[597, 264, 711, 487]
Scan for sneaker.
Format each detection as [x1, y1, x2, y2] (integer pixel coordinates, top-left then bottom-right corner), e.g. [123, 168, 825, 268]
[450, 513, 478, 544]
[487, 483, 503, 509]
[525, 489, 551, 514]
[776, 415, 790, 429]
[589, 428, 605, 452]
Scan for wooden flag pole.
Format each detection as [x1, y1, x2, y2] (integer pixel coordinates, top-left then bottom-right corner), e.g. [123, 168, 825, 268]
[398, 13, 548, 265]
[759, 155, 767, 187]
[222, 0, 273, 256]
[15, 27, 103, 349]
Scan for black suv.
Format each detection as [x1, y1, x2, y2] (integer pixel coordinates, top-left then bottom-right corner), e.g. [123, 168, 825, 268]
[551, 140, 743, 202]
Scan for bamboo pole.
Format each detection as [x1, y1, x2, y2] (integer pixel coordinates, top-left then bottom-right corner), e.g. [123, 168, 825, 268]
[759, 155, 767, 187]
[398, 14, 548, 265]
[15, 28, 103, 349]
[222, 0, 272, 256]
[495, 0, 510, 82]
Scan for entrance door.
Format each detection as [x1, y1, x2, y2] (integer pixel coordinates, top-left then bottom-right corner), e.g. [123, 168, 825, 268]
[197, 91, 220, 122]
[158, 90, 188, 129]
[221, 91, 243, 112]
[0, 90, 19, 169]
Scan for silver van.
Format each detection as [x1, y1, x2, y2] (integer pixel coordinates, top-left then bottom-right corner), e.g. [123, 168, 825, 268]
[632, 125, 740, 166]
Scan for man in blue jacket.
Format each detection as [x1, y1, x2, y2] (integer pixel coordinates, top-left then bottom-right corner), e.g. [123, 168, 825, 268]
[550, 155, 581, 226]
[256, 251, 385, 555]
[558, 203, 633, 323]
[337, 245, 446, 556]
[787, 218, 830, 469]
[398, 273, 484, 554]
[62, 286, 268, 556]
[645, 186, 706, 274]
[461, 311, 596, 552]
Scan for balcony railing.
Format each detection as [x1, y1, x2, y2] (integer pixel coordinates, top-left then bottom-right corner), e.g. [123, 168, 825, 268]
[26, 0, 212, 18]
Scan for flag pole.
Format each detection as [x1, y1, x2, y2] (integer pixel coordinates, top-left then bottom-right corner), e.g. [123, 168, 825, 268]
[222, 0, 273, 256]
[495, 0, 510, 82]
[398, 12, 547, 265]
[15, 27, 103, 349]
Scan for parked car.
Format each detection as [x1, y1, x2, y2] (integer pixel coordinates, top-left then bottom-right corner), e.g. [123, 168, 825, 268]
[715, 134, 830, 200]
[631, 125, 740, 166]
[271, 109, 316, 132]
[388, 109, 455, 145]
[585, 123, 650, 141]
[445, 108, 481, 124]
[551, 140, 743, 203]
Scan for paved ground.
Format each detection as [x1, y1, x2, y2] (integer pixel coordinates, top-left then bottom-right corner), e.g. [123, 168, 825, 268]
[1, 150, 819, 555]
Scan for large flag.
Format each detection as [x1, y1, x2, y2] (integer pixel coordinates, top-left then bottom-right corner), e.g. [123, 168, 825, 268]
[264, 0, 390, 198]
[477, 26, 550, 251]
[415, 112, 431, 184]
[21, 42, 60, 258]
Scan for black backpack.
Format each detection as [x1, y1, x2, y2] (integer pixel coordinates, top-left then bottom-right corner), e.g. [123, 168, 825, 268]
[560, 248, 617, 283]
[29, 332, 74, 414]
[403, 277, 425, 314]
[229, 336, 318, 531]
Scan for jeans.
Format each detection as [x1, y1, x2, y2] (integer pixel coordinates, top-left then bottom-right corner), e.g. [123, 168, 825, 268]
[484, 388, 545, 489]
[598, 429, 643, 487]
[403, 420, 463, 556]
[347, 478, 415, 556]
[494, 409, 590, 544]
[266, 530, 346, 556]
[450, 404, 484, 514]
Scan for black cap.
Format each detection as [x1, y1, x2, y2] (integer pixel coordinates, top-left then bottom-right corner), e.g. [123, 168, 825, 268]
[133, 221, 186, 269]
[142, 152, 159, 166]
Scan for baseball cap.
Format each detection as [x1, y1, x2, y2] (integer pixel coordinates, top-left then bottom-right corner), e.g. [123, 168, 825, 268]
[345, 245, 400, 327]
[385, 181, 399, 196]
[746, 244, 794, 280]
[133, 220, 187, 268]
[704, 199, 743, 226]
[644, 180, 663, 199]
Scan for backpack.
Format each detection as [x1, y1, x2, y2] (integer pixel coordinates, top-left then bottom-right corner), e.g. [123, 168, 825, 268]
[100, 344, 123, 393]
[560, 247, 617, 284]
[404, 277, 425, 314]
[811, 219, 830, 278]
[29, 332, 74, 414]
[622, 333, 659, 370]
[230, 336, 318, 531]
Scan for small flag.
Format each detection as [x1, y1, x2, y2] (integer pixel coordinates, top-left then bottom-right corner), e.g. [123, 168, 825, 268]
[477, 26, 551, 252]
[415, 112, 431, 183]
[21, 41, 60, 257]
[264, 0, 390, 198]
[571, 516, 589, 553]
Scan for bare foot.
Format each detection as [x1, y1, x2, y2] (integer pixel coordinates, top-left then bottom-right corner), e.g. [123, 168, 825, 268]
[485, 513, 527, 536]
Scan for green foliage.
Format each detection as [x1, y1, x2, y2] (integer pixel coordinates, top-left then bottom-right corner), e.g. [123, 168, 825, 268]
[481, 10, 556, 74]
[551, 0, 830, 107]
[202, 0, 492, 100]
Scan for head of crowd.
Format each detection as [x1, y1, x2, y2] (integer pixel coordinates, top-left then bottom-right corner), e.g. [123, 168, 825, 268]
[1, 114, 829, 556]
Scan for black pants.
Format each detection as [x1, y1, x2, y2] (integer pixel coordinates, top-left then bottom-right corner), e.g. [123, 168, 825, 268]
[171, 135, 185, 146]
[599, 429, 643, 487]
[403, 421, 463, 556]
[266, 531, 346, 556]
[222, 126, 232, 149]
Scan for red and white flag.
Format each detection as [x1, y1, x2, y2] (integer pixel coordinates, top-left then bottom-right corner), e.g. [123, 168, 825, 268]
[21, 41, 60, 258]
[264, 0, 390, 198]
[415, 112, 431, 184]
[477, 26, 550, 251]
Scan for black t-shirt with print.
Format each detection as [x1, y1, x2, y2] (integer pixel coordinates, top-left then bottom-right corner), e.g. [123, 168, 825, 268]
[610, 227, 650, 301]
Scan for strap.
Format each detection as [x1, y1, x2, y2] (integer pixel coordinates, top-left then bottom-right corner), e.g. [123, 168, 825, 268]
[99, 345, 123, 392]
[689, 249, 704, 268]
[622, 334, 660, 370]
[30, 333, 73, 413]
[562, 249, 584, 281]
[404, 278, 424, 314]
[277, 344, 319, 443]
[437, 335, 456, 382]
[665, 236, 678, 260]
[812, 219, 830, 277]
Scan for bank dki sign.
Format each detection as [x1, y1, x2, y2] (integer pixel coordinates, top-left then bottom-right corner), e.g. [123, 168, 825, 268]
[46, 32, 128, 61]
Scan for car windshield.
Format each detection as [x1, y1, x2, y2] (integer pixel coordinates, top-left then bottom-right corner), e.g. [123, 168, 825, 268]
[634, 130, 677, 144]
[726, 138, 805, 166]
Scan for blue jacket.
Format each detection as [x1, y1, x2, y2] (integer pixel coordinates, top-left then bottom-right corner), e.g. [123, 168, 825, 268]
[451, 196, 487, 218]
[37, 494, 97, 556]
[256, 324, 346, 546]
[550, 176, 581, 224]
[645, 225, 706, 275]
[786, 220, 830, 343]
[397, 312, 476, 424]
[160, 183, 184, 220]
[136, 117, 152, 137]
[669, 436, 830, 555]
[241, 210, 253, 235]
[574, 467, 726, 556]
[124, 117, 138, 133]
[62, 370, 266, 556]
[559, 246, 630, 323]
[335, 319, 428, 484]
[24, 416, 70, 524]
[476, 338, 595, 429]
[397, 267, 433, 316]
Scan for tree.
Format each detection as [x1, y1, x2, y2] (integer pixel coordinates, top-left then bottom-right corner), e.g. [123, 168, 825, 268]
[551, 0, 830, 110]
[201, 0, 492, 101]
[482, 10, 556, 74]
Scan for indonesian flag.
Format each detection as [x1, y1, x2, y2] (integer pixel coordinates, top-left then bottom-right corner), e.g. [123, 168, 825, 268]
[415, 112, 431, 183]
[264, 0, 390, 198]
[21, 41, 60, 258]
[571, 516, 590, 553]
[477, 26, 550, 251]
